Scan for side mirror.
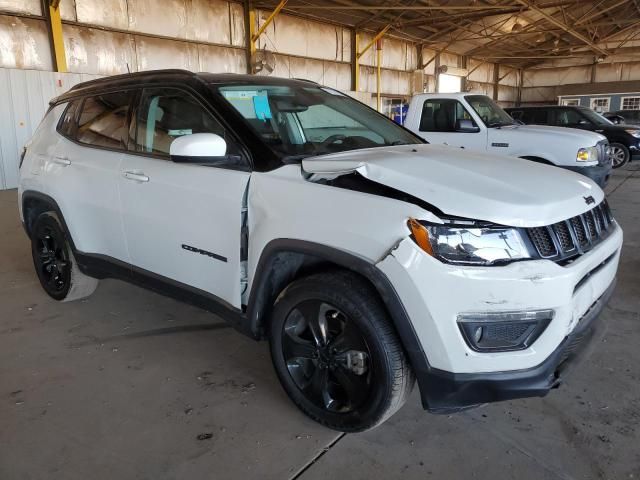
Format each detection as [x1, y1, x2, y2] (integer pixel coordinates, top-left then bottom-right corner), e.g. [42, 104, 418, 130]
[456, 119, 480, 133]
[170, 133, 228, 163]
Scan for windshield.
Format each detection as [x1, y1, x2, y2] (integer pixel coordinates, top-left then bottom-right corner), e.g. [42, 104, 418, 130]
[465, 95, 515, 128]
[580, 108, 613, 126]
[216, 84, 421, 160]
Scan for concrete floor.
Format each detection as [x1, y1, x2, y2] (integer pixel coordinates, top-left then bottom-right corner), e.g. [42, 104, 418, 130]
[1, 165, 639, 480]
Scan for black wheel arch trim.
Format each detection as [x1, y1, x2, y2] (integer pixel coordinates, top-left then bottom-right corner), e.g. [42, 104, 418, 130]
[21, 191, 77, 247]
[245, 238, 433, 406]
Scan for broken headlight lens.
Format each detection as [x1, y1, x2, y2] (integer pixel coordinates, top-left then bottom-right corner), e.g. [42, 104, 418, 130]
[409, 219, 532, 266]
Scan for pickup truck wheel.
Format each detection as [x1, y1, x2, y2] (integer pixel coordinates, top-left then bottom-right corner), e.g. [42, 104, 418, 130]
[609, 143, 630, 168]
[269, 271, 414, 432]
[31, 212, 98, 302]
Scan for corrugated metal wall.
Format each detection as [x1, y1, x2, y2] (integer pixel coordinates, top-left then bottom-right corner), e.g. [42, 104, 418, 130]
[0, 68, 101, 190]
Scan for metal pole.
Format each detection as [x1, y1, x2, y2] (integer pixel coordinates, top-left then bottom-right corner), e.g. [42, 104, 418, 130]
[377, 44, 381, 111]
[42, 0, 67, 72]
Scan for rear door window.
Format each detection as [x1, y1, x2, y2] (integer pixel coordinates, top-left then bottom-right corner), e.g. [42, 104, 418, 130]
[521, 109, 549, 125]
[76, 91, 134, 149]
[551, 108, 585, 127]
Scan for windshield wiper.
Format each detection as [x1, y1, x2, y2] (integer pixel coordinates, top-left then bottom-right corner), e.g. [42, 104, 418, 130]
[488, 121, 516, 128]
[281, 154, 313, 163]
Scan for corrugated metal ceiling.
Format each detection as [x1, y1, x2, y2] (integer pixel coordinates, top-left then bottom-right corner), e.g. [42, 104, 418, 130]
[252, 0, 640, 67]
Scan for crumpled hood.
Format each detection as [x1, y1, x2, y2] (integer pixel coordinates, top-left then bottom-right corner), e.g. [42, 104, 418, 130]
[302, 144, 604, 227]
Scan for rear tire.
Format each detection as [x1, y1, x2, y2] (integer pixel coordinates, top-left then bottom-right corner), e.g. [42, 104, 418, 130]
[268, 271, 414, 432]
[31, 212, 98, 302]
[609, 143, 630, 169]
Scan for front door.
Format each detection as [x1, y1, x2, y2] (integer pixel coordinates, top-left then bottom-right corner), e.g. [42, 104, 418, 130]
[118, 87, 250, 308]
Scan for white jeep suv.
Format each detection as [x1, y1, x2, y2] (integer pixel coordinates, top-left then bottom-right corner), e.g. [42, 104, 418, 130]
[18, 70, 622, 432]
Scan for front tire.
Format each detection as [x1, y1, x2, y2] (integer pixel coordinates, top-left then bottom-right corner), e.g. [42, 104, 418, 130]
[31, 212, 99, 302]
[609, 143, 630, 169]
[269, 271, 414, 432]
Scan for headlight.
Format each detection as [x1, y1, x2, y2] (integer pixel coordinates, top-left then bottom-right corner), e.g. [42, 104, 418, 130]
[625, 129, 640, 138]
[407, 218, 531, 266]
[576, 146, 598, 162]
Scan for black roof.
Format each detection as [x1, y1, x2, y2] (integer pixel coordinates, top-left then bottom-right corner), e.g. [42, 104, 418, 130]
[54, 69, 319, 104]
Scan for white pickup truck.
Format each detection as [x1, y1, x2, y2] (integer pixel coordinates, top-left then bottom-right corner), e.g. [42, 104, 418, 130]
[404, 93, 612, 187]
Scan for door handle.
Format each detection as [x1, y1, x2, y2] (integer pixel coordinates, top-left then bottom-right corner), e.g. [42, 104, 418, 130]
[123, 171, 149, 183]
[53, 156, 71, 166]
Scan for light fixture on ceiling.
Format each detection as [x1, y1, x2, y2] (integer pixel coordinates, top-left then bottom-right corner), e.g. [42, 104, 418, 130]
[511, 21, 524, 32]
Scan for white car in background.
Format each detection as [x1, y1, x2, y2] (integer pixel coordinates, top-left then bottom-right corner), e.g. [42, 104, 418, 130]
[404, 93, 612, 187]
[18, 70, 622, 432]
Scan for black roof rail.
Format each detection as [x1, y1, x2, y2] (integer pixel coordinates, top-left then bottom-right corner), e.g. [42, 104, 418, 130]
[67, 69, 195, 92]
[291, 77, 319, 84]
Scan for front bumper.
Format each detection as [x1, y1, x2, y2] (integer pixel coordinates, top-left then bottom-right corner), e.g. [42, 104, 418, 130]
[377, 221, 622, 412]
[421, 278, 615, 413]
[629, 142, 640, 162]
[564, 162, 611, 187]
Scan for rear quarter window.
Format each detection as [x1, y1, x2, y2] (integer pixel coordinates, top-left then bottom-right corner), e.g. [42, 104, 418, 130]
[76, 91, 134, 150]
[57, 100, 81, 138]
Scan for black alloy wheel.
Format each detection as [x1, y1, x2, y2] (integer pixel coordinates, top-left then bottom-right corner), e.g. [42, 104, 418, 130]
[269, 271, 415, 432]
[282, 299, 373, 413]
[32, 216, 71, 300]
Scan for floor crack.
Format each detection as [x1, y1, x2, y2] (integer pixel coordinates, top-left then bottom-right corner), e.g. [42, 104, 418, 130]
[289, 432, 346, 479]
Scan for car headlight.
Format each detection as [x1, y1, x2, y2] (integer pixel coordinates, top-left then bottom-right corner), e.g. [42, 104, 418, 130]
[407, 218, 532, 266]
[576, 146, 598, 162]
[625, 129, 640, 138]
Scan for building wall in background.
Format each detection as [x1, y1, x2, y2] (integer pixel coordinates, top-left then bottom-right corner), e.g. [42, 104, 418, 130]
[0, 68, 101, 189]
[558, 93, 640, 112]
[0, 0, 508, 100]
[522, 56, 640, 105]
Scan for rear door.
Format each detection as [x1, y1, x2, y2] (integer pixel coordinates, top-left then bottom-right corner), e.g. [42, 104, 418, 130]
[414, 98, 486, 150]
[49, 91, 133, 262]
[118, 86, 250, 308]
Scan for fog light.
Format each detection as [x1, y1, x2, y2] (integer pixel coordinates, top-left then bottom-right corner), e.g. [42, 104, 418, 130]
[457, 310, 554, 352]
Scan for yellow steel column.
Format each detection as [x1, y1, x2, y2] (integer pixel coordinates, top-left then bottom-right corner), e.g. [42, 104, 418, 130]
[354, 33, 360, 91]
[354, 26, 389, 98]
[47, 0, 67, 72]
[248, 0, 287, 74]
[376, 41, 382, 111]
[249, 8, 257, 57]
[252, 0, 288, 43]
